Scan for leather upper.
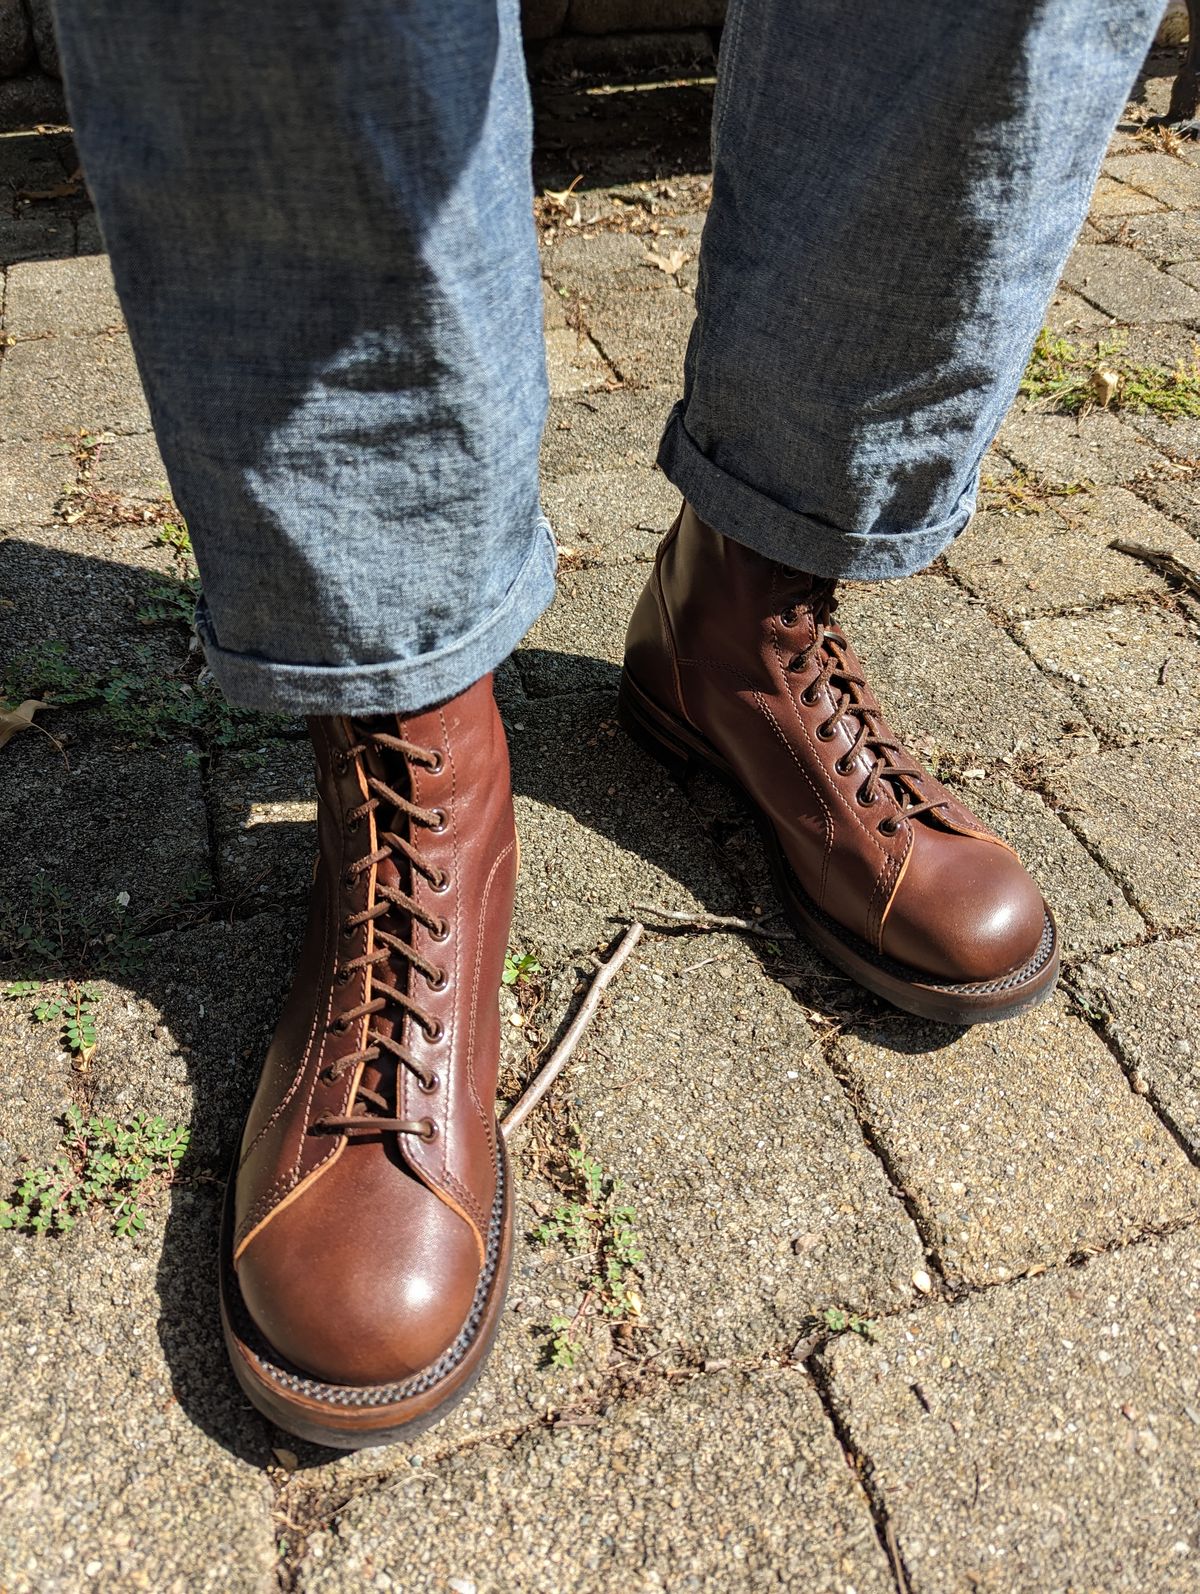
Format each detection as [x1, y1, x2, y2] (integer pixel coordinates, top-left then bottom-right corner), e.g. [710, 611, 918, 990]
[625, 507, 1046, 983]
[232, 676, 516, 1384]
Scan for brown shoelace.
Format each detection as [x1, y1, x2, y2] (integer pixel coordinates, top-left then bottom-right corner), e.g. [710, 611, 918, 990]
[780, 579, 948, 833]
[313, 724, 449, 1141]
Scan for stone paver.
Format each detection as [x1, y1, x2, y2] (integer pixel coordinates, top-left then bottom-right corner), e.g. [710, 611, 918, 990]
[1076, 937, 1200, 1154]
[837, 572, 1087, 764]
[822, 1233, 1200, 1593]
[995, 404, 1165, 486]
[0, 331, 150, 441]
[3, 253, 123, 339]
[945, 490, 1195, 618]
[1045, 742, 1200, 933]
[1104, 149, 1200, 211]
[1019, 603, 1200, 744]
[0, 434, 73, 528]
[1064, 241, 1200, 323]
[299, 1369, 894, 1594]
[541, 464, 678, 563]
[834, 995, 1200, 1285]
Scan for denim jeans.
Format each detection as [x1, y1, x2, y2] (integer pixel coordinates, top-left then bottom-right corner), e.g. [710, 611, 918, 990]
[52, 0, 1159, 715]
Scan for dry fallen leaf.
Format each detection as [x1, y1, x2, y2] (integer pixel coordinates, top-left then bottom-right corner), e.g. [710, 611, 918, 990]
[0, 700, 49, 750]
[1089, 367, 1121, 407]
[644, 248, 688, 275]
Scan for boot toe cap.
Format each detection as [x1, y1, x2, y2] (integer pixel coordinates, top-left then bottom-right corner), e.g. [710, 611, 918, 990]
[881, 830, 1047, 984]
[236, 1156, 482, 1388]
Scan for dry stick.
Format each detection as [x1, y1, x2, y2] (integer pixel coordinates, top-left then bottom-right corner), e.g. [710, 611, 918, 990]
[632, 902, 795, 941]
[1110, 539, 1200, 601]
[501, 922, 644, 1138]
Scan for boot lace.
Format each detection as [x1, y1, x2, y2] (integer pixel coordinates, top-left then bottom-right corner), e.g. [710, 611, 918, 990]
[781, 578, 948, 833]
[313, 724, 449, 1141]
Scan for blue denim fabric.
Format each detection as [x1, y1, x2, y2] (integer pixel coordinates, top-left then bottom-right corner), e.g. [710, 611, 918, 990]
[52, 0, 555, 715]
[53, 0, 1159, 710]
[661, 0, 1162, 579]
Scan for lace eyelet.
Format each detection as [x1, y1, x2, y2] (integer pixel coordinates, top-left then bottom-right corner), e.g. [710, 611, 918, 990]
[343, 869, 357, 889]
[321, 1065, 339, 1083]
[424, 1014, 445, 1041]
[429, 870, 451, 895]
[800, 687, 819, 706]
[330, 1016, 349, 1034]
[418, 1070, 440, 1093]
[418, 1118, 438, 1142]
[341, 922, 356, 940]
[834, 756, 853, 777]
[426, 967, 449, 992]
[780, 608, 798, 627]
[430, 918, 450, 943]
[346, 817, 361, 836]
[856, 786, 878, 807]
[816, 721, 836, 741]
[879, 816, 901, 836]
[334, 752, 350, 776]
[427, 808, 447, 834]
[425, 751, 444, 775]
[335, 968, 351, 985]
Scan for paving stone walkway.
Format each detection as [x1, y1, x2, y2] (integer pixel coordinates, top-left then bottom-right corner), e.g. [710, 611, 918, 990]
[2, 45, 1199, 1594]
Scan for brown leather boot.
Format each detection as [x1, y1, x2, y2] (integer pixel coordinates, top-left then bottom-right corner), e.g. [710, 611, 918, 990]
[219, 675, 516, 1447]
[620, 507, 1059, 1024]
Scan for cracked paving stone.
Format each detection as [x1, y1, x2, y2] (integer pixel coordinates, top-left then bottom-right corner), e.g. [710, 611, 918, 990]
[836, 572, 1086, 765]
[1101, 208, 1200, 264]
[542, 228, 694, 299]
[1102, 149, 1200, 211]
[996, 405, 1166, 487]
[945, 488, 1198, 618]
[544, 325, 614, 399]
[942, 774, 1144, 958]
[1044, 282, 1119, 333]
[542, 465, 678, 564]
[1045, 742, 1200, 932]
[541, 389, 672, 479]
[582, 282, 696, 390]
[212, 741, 317, 905]
[1063, 242, 1200, 323]
[0, 1207, 277, 1594]
[1075, 937, 1200, 1153]
[0, 331, 150, 442]
[821, 1232, 1200, 1594]
[3, 254, 124, 339]
[569, 931, 925, 1352]
[297, 1369, 894, 1594]
[516, 559, 645, 697]
[1018, 603, 1200, 744]
[1087, 173, 1166, 215]
[833, 993, 1200, 1285]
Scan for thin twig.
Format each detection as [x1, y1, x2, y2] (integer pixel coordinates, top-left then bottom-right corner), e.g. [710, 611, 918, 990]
[632, 902, 794, 941]
[502, 922, 644, 1137]
[1110, 539, 1200, 600]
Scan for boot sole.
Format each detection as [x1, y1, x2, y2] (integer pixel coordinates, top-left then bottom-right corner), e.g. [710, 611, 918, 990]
[218, 1137, 514, 1450]
[617, 669, 1060, 1026]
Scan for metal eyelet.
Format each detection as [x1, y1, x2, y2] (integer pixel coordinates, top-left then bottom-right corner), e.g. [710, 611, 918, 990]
[321, 1065, 339, 1083]
[346, 817, 361, 835]
[834, 756, 853, 776]
[418, 1070, 440, 1093]
[879, 816, 901, 836]
[335, 968, 351, 985]
[418, 1119, 438, 1142]
[816, 721, 836, 741]
[800, 686, 819, 705]
[780, 608, 797, 627]
[429, 870, 451, 895]
[430, 918, 450, 943]
[427, 808, 447, 833]
[343, 869, 357, 889]
[426, 967, 448, 992]
[424, 1013, 445, 1041]
[330, 1016, 349, 1034]
[856, 786, 878, 807]
[426, 751, 444, 775]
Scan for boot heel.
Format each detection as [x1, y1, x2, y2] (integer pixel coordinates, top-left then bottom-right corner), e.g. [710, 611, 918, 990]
[617, 671, 695, 778]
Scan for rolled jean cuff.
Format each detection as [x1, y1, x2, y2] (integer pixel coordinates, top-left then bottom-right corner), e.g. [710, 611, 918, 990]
[196, 516, 558, 717]
[657, 404, 975, 582]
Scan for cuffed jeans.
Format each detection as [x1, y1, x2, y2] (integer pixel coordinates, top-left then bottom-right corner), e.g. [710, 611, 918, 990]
[51, 0, 1160, 715]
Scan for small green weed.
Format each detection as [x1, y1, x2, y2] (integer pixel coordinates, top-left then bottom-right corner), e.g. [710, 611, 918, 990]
[1021, 328, 1200, 420]
[823, 1306, 881, 1342]
[0, 1106, 190, 1237]
[503, 950, 543, 986]
[533, 1144, 645, 1367]
[4, 978, 100, 1067]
